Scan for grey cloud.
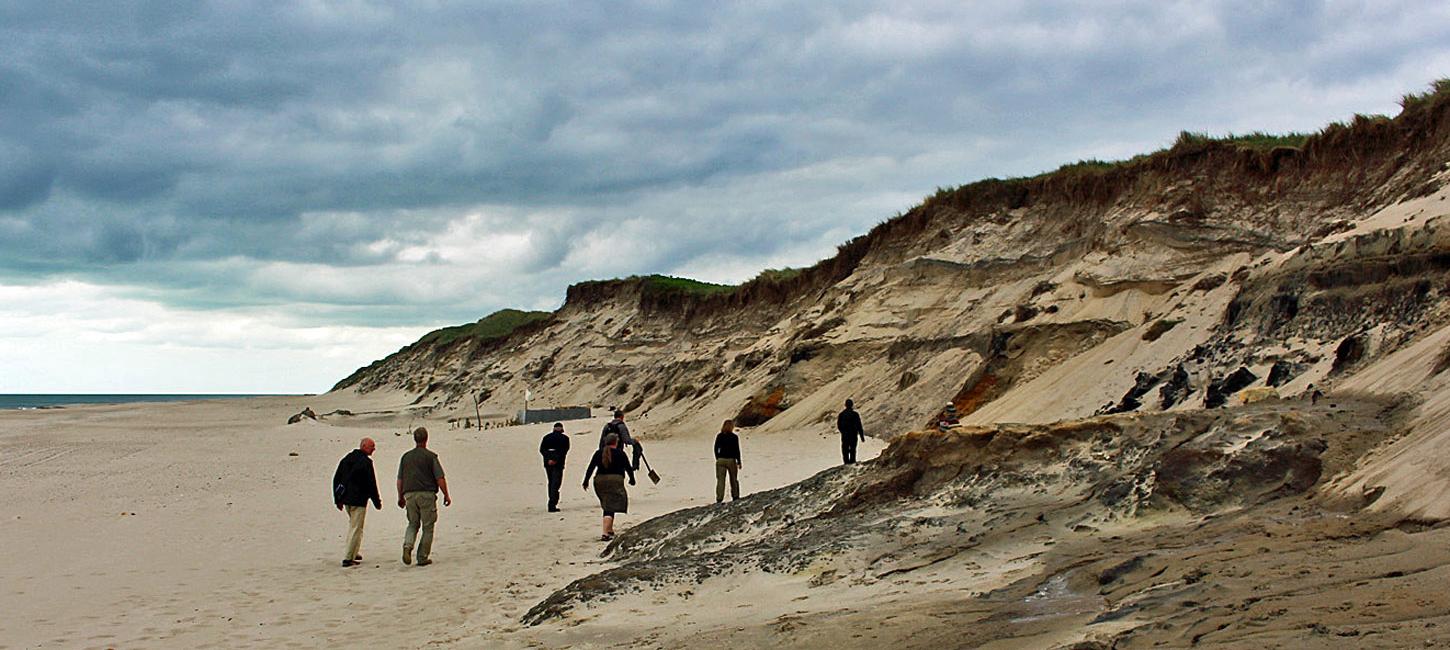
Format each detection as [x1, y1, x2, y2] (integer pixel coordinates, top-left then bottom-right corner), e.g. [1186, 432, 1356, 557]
[0, 1, 1446, 330]
[95, 222, 147, 263]
[0, 159, 54, 211]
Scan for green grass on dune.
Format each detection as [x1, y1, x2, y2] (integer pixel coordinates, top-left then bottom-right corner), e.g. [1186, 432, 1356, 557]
[1400, 78, 1450, 111]
[1172, 130, 1313, 150]
[418, 309, 552, 347]
[637, 269, 805, 297]
[750, 267, 803, 283]
[638, 274, 736, 296]
[922, 77, 1450, 202]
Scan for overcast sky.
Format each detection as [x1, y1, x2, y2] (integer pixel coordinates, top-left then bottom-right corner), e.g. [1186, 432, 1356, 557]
[2, 1, 1448, 393]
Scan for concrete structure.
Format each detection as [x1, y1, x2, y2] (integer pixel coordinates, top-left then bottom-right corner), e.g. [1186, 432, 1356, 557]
[517, 406, 591, 425]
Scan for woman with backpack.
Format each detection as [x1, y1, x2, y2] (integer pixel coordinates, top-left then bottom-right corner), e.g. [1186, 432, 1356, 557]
[582, 432, 636, 541]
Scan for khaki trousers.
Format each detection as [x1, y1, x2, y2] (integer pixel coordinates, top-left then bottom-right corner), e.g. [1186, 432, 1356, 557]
[344, 505, 366, 561]
[715, 458, 740, 502]
[403, 491, 438, 561]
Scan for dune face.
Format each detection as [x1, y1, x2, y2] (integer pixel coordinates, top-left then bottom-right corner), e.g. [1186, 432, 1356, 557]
[524, 398, 1405, 646]
[318, 87, 1450, 645]
[336, 87, 1450, 443]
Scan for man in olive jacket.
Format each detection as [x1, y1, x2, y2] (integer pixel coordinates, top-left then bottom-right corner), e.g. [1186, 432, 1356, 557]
[397, 427, 451, 567]
[333, 437, 381, 567]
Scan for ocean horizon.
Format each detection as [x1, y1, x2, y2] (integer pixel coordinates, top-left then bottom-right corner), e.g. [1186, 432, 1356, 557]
[0, 394, 298, 410]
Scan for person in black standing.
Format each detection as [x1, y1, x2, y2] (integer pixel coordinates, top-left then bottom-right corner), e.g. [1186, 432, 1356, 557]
[539, 422, 570, 512]
[713, 419, 742, 502]
[333, 437, 381, 567]
[836, 399, 866, 464]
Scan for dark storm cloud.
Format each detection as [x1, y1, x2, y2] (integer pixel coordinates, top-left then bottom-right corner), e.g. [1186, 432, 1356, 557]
[0, 1, 1447, 326]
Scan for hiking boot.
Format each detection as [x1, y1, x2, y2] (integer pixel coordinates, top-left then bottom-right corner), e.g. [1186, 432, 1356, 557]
[416, 558, 432, 567]
[402, 547, 412, 565]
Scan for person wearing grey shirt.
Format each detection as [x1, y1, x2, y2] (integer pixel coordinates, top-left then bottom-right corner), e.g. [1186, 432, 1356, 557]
[599, 409, 643, 471]
[396, 427, 451, 566]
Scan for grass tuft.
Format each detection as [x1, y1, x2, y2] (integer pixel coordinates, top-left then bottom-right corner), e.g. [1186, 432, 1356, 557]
[1400, 78, 1450, 112]
[1173, 130, 1313, 150]
[749, 267, 803, 284]
[417, 309, 552, 347]
[638, 274, 736, 297]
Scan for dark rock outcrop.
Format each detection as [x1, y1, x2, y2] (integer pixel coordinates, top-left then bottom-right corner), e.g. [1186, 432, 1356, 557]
[1205, 367, 1258, 408]
[1158, 364, 1192, 408]
[1332, 333, 1368, 374]
[1101, 372, 1161, 414]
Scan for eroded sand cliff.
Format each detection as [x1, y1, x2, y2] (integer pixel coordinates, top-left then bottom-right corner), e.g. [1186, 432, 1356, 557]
[326, 84, 1450, 647]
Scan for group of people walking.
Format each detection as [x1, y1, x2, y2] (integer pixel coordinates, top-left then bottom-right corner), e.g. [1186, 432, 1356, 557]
[552, 409, 649, 541]
[330, 401, 868, 566]
[331, 426, 451, 568]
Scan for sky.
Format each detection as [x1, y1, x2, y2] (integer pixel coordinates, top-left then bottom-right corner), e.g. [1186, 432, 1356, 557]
[2, 1, 1449, 394]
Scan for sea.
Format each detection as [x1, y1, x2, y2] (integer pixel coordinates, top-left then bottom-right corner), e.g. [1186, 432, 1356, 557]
[0, 394, 292, 410]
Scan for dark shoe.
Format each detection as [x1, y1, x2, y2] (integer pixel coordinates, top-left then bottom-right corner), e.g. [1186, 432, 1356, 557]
[402, 547, 412, 565]
[548, 506, 560, 512]
[354, 555, 362, 561]
[342, 560, 357, 567]
[600, 533, 615, 542]
[416, 558, 433, 567]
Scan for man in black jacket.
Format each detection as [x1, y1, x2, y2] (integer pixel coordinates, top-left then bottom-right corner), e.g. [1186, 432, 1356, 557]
[540, 422, 571, 512]
[333, 437, 381, 567]
[836, 399, 866, 464]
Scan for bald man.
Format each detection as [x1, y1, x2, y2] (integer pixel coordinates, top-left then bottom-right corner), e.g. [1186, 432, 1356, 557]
[333, 437, 382, 567]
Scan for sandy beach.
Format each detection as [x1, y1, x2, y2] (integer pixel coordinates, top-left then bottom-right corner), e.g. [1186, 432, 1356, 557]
[0, 395, 881, 648]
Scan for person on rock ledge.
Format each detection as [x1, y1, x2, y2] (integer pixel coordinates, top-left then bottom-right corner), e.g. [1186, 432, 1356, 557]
[936, 403, 961, 432]
[837, 399, 866, 464]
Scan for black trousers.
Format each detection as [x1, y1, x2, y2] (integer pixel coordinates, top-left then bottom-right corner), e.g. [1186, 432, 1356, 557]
[841, 435, 858, 464]
[630, 442, 643, 471]
[545, 465, 564, 509]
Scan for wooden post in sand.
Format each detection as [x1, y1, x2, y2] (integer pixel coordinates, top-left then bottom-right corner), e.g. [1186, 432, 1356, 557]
[473, 391, 483, 431]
